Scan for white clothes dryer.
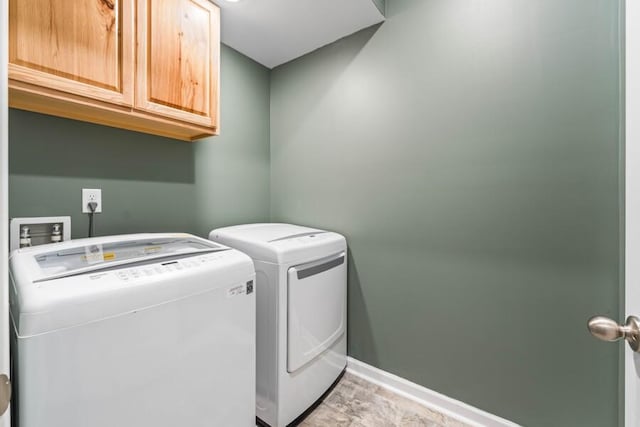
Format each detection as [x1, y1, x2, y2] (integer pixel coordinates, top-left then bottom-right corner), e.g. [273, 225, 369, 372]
[209, 223, 347, 427]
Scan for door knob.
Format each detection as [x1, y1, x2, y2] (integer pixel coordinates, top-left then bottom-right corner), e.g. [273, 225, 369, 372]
[588, 315, 640, 352]
[0, 374, 10, 416]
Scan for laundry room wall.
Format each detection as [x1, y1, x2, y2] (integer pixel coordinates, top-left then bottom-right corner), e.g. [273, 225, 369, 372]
[269, 0, 622, 426]
[371, 0, 385, 15]
[8, 45, 271, 240]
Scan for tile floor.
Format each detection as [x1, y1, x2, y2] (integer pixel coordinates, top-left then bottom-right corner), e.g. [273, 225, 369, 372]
[298, 373, 471, 427]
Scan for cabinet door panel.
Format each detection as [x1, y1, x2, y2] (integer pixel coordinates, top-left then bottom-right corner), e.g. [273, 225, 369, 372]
[9, 0, 133, 106]
[136, 0, 219, 128]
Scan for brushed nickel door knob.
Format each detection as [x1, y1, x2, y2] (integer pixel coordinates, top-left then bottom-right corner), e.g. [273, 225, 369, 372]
[588, 315, 640, 352]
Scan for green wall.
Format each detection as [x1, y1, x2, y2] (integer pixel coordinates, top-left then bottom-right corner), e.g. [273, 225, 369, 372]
[370, 0, 385, 16]
[7, 2, 623, 426]
[270, 1, 622, 426]
[9, 45, 271, 239]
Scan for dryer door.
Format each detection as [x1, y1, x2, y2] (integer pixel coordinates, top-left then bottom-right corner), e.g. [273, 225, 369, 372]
[287, 252, 346, 373]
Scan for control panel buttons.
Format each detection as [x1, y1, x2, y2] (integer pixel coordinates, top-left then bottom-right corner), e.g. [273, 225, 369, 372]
[113, 253, 224, 282]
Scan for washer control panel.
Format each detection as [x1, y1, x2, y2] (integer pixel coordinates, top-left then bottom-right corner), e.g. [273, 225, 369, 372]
[93, 252, 227, 283]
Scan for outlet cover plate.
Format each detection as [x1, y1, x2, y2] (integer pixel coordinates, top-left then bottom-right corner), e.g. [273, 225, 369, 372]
[82, 188, 102, 213]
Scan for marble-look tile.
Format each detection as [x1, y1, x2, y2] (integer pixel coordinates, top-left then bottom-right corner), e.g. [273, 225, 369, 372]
[376, 387, 448, 425]
[399, 411, 444, 427]
[339, 392, 404, 426]
[299, 372, 472, 427]
[443, 418, 472, 427]
[299, 403, 353, 427]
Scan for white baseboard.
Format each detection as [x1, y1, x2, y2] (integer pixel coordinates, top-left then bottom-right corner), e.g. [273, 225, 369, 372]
[346, 357, 521, 427]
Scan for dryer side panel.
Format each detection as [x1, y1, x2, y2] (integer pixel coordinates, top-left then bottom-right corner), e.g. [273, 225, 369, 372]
[254, 260, 280, 426]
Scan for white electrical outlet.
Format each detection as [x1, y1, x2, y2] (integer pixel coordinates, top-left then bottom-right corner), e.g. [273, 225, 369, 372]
[82, 189, 102, 213]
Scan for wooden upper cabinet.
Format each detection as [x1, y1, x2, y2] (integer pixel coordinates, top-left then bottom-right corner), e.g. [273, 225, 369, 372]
[8, 0, 220, 141]
[136, 0, 219, 128]
[9, 0, 134, 106]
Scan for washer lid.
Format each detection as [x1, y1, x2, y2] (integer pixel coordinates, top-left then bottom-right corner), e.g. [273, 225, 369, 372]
[209, 223, 346, 264]
[21, 234, 227, 283]
[10, 233, 255, 337]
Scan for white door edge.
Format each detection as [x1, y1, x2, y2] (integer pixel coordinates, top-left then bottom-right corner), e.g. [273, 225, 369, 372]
[626, 1, 640, 426]
[0, 0, 10, 425]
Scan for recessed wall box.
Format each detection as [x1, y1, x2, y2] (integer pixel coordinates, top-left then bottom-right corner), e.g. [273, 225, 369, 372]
[10, 216, 72, 251]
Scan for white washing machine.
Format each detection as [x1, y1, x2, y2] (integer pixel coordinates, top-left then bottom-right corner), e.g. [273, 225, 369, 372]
[9, 233, 256, 427]
[209, 223, 347, 427]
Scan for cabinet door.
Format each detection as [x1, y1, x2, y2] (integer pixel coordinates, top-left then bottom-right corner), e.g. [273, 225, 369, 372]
[8, 0, 134, 106]
[136, 0, 219, 129]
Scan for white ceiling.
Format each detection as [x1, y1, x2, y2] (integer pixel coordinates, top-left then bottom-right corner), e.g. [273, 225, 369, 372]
[216, 0, 385, 69]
